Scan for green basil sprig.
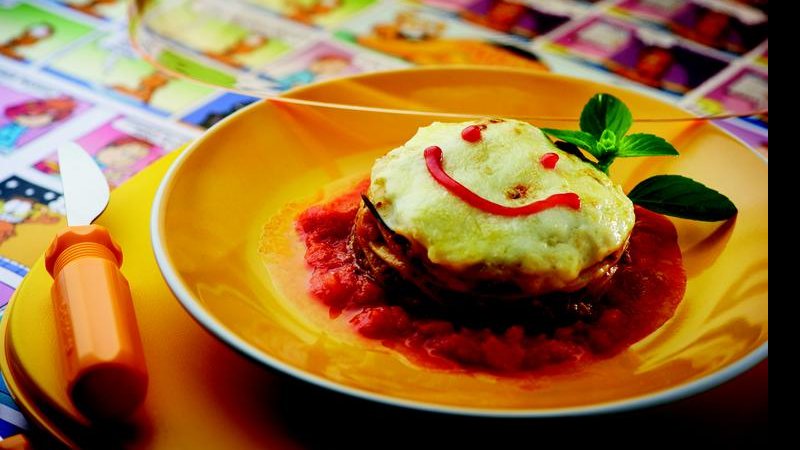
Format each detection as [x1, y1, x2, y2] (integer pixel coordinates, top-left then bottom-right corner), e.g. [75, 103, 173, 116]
[543, 93, 677, 173]
[542, 93, 737, 222]
[628, 175, 737, 222]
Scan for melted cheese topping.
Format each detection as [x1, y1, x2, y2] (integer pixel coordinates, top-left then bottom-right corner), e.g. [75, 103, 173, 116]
[368, 120, 635, 283]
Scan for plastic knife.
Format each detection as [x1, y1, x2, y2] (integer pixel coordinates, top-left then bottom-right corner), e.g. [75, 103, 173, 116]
[43, 142, 148, 420]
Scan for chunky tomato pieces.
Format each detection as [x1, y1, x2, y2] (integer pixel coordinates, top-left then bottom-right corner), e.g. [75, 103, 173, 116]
[296, 184, 685, 375]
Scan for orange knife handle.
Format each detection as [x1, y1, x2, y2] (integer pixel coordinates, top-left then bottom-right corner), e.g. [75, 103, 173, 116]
[0, 434, 31, 450]
[44, 224, 148, 420]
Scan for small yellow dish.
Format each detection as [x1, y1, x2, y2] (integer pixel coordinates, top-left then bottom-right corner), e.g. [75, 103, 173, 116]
[152, 67, 768, 416]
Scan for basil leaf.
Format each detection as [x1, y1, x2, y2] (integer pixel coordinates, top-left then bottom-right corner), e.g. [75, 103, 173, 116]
[628, 175, 737, 221]
[618, 133, 679, 158]
[541, 128, 599, 158]
[579, 93, 633, 139]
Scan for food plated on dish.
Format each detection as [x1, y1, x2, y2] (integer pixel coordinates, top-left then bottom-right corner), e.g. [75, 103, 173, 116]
[152, 68, 766, 414]
[290, 94, 736, 375]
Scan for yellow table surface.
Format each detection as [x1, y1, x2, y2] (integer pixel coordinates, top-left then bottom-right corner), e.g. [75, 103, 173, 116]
[1, 140, 768, 449]
[1, 150, 303, 449]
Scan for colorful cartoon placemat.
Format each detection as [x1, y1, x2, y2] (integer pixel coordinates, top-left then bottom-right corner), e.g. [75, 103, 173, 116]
[0, 0, 768, 439]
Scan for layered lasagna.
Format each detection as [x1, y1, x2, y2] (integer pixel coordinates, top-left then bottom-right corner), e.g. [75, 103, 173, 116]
[292, 119, 685, 374]
[354, 119, 635, 303]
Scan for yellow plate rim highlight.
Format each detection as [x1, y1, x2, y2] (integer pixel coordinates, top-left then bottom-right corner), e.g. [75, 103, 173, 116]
[151, 68, 768, 417]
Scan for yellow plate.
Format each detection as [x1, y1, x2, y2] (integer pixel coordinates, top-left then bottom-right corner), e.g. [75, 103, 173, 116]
[152, 67, 768, 416]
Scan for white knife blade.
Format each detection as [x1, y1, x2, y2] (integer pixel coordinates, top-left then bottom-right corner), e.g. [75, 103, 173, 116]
[58, 142, 109, 227]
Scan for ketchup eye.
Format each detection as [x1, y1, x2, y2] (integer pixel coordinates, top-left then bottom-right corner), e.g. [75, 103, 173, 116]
[540, 153, 559, 169]
[461, 125, 482, 143]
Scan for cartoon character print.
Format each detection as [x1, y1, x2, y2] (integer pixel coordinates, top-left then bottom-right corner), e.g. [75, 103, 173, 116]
[371, 11, 445, 41]
[0, 179, 62, 247]
[93, 135, 154, 187]
[0, 23, 54, 61]
[286, 0, 343, 23]
[64, 0, 119, 19]
[274, 53, 352, 91]
[203, 34, 269, 70]
[112, 72, 172, 105]
[460, 0, 571, 39]
[0, 97, 77, 153]
[462, 1, 531, 36]
[36, 135, 158, 187]
[610, 45, 676, 88]
[666, 2, 767, 54]
[676, 9, 731, 48]
[341, 9, 544, 68]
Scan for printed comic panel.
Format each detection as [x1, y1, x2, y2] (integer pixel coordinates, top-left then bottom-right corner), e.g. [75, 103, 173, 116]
[334, 2, 546, 69]
[180, 92, 258, 129]
[0, 79, 92, 156]
[45, 33, 217, 116]
[259, 39, 405, 91]
[421, 0, 480, 12]
[456, 0, 581, 41]
[44, 0, 130, 22]
[145, 0, 312, 72]
[613, 0, 689, 23]
[548, 15, 641, 61]
[549, 15, 729, 94]
[0, 175, 65, 269]
[245, 0, 380, 28]
[666, 0, 767, 55]
[691, 65, 767, 124]
[32, 115, 192, 187]
[0, 1, 95, 64]
[603, 31, 730, 94]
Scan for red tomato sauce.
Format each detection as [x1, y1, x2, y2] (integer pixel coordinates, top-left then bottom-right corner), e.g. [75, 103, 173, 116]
[295, 182, 686, 375]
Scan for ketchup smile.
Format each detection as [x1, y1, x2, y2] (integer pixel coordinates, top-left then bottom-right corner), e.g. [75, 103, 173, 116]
[424, 146, 580, 217]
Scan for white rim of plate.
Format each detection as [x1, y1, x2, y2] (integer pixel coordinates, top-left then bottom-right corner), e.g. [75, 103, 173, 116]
[151, 71, 768, 417]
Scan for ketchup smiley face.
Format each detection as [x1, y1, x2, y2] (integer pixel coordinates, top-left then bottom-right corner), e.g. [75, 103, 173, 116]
[424, 145, 580, 217]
